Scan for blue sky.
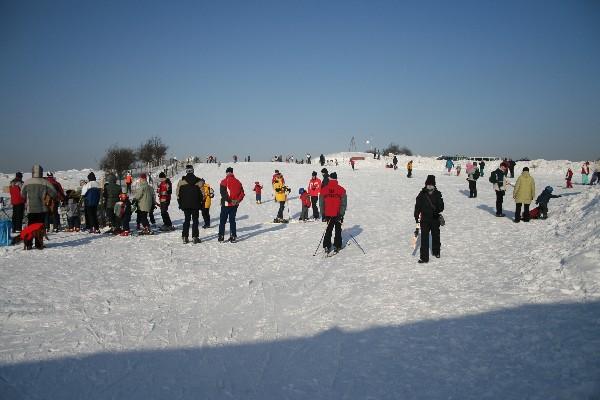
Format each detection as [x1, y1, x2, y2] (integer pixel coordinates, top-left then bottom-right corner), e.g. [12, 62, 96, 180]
[1, 0, 599, 171]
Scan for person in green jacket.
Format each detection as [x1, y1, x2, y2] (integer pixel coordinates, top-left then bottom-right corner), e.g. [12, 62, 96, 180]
[133, 173, 154, 233]
[512, 167, 535, 223]
[103, 173, 122, 229]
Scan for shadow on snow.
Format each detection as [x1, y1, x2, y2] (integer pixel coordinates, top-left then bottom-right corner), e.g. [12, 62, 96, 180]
[0, 302, 598, 399]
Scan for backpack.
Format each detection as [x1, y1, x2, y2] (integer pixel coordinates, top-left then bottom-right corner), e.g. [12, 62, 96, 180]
[489, 171, 497, 184]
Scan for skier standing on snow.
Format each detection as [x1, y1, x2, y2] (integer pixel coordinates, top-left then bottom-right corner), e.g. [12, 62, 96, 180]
[414, 175, 444, 263]
[308, 171, 321, 220]
[512, 167, 535, 223]
[319, 172, 347, 254]
[218, 167, 244, 242]
[176, 165, 204, 243]
[489, 162, 509, 217]
[157, 172, 174, 231]
[272, 170, 290, 222]
[466, 162, 480, 198]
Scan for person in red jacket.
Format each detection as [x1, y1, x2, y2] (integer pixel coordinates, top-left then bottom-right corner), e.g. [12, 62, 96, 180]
[299, 188, 311, 221]
[307, 171, 321, 219]
[565, 167, 574, 188]
[319, 172, 347, 253]
[157, 172, 173, 230]
[9, 172, 25, 233]
[253, 181, 263, 204]
[219, 167, 245, 242]
[45, 172, 66, 232]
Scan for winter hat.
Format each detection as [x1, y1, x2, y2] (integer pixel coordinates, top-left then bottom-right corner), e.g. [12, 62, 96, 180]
[87, 171, 96, 181]
[32, 165, 43, 178]
[299, 188, 305, 194]
[329, 172, 337, 179]
[312, 171, 317, 177]
[321, 168, 328, 174]
[425, 175, 436, 186]
[274, 169, 280, 174]
[139, 173, 147, 180]
[226, 167, 233, 174]
[522, 167, 529, 172]
[159, 172, 166, 179]
[15, 171, 23, 179]
[185, 165, 194, 174]
[545, 186, 553, 193]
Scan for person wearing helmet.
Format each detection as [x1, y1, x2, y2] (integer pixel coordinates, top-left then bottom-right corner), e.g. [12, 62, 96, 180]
[535, 186, 562, 219]
[298, 188, 311, 222]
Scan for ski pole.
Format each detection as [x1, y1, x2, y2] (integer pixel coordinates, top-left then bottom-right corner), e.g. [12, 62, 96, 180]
[349, 233, 366, 255]
[313, 219, 332, 256]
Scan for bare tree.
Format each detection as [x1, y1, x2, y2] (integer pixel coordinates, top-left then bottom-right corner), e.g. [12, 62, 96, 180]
[99, 145, 137, 182]
[138, 137, 168, 165]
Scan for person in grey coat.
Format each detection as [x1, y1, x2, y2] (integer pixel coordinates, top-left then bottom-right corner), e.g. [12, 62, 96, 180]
[21, 165, 57, 248]
[133, 173, 154, 233]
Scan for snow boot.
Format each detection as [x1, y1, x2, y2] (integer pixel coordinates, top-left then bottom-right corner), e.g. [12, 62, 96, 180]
[218, 235, 225, 242]
[192, 237, 201, 244]
[228, 236, 237, 243]
[182, 236, 189, 244]
[418, 259, 428, 263]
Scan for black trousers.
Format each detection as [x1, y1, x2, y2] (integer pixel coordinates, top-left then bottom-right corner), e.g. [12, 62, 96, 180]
[182, 209, 199, 238]
[468, 180, 477, 197]
[201, 206, 210, 227]
[407, 169, 412, 178]
[515, 203, 530, 222]
[106, 206, 116, 227]
[420, 219, 441, 261]
[149, 206, 156, 224]
[310, 196, 319, 219]
[277, 201, 285, 219]
[323, 217, 343, 249]
[12, 203, 24, 232]
[137, 211, 150, 229]
[85, 206, 99, 230]
[495, 191, 505, 215]
[160, 201, 172, 226]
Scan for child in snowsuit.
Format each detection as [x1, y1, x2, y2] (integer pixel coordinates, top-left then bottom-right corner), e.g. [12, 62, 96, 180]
[253, 182, 263, 204]
[299, 188, 311, 221]
[114, 193, 132, 235]
[565, 168, 574, 188]
[65, 190, 81, 231]
[535, 186, 561, 220]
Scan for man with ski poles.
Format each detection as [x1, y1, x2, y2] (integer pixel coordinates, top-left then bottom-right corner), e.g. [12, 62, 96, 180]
[319, 172, 347, 254]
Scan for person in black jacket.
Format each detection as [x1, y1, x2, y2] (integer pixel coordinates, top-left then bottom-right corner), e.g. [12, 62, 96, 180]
[176, 165, 204, 244]
[414, 175, 444, 263]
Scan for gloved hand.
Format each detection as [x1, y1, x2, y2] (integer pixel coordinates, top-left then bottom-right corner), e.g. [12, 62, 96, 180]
[231, 199, 239, 206]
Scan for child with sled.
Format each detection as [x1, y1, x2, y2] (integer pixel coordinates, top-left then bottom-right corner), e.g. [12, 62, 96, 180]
[533, 186, 561, 220]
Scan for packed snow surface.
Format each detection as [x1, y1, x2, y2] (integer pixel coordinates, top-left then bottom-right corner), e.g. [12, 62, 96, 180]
[1, 154, 599, 399]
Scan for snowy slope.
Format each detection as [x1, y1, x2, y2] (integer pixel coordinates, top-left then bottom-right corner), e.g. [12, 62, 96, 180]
[1, 155, 599, 399]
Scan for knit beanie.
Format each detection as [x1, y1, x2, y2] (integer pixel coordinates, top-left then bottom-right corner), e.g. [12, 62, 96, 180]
[425, 175, 436, 186]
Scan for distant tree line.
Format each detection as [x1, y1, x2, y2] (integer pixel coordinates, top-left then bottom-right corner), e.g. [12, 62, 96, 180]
[367, 143, 412, 156]
[99, 136, 169, 179]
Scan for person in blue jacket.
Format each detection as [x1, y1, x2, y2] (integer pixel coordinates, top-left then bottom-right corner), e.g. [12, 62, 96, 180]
[445, 159, 454, 174]
[535, 186, 561, 219]
[81, 172, 101, 233]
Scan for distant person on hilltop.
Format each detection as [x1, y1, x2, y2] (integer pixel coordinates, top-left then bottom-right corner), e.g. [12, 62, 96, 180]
[445, 159, 454, 174]
[479, 160, 486, 177]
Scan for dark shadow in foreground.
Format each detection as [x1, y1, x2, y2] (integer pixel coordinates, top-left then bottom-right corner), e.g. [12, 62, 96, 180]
[1, 302, 599, 400]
